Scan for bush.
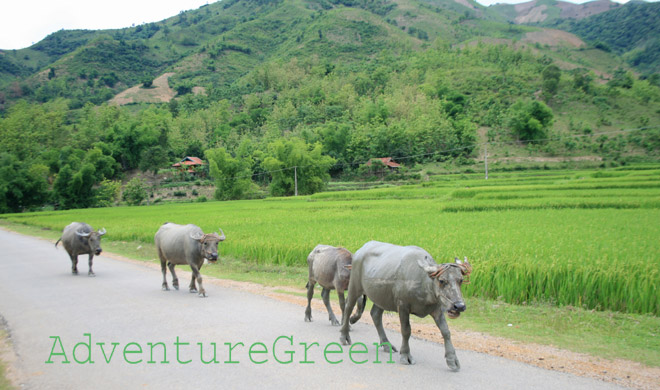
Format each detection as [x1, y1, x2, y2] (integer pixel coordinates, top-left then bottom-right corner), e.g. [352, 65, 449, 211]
[507, 99, 554, 142]
[122, 178, 148, 206]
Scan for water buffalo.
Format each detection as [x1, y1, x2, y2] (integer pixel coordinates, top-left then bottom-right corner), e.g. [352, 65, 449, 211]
[339, 241, 472, 371]
[154, 223, 225, 297]
[304, 245, 365, 326]
[55, 222, 106, 276]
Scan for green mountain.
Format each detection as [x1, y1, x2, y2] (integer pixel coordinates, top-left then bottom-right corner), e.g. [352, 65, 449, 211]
[487, 0, 660, 74]
[552, 1, 660, 74]
[0, 0, 659, 212]
[2, 0, 637, 109]
[488, 0, 621, 25]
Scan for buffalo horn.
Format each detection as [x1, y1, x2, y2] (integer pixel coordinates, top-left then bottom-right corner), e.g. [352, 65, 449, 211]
[98, 228, 106, 236]
[217, 228, 226, 241]
[76, 230, 91, 237]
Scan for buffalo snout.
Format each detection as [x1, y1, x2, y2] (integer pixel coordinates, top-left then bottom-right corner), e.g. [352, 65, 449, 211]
[453, 302, 466, 312]
[207, 253, 218, 262]
[95, 249, 102, 255]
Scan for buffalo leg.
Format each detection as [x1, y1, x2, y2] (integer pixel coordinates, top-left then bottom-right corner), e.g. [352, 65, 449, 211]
[69, 254, 79, 275]
[349, 295, 367, 324]
[189, 264, 205, 297]
[398, 306, 415, 365]
[168, 262, 179, 290]
[321, 288, 340, 326]
[337, 290, 346, 325]
[304, 281, 315, 322]
[160, 261, 169, 291]
[339, 289, 362, 346]
[433, 310, 460, 372]
[371, 305, 397, 353]
[87, 254, 95, 277]
[158, 249, 169, 291]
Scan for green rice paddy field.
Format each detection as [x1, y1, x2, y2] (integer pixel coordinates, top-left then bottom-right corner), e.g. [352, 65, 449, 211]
[3, 166, 660, 315]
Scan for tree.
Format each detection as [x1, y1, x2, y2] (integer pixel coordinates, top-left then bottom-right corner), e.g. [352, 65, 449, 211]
[508, 99, 554, 142]
[205, 148, 256, 200]
[608, 68, 634, 89]
[0, 153, 49, 213]
[139, 146, 169, 174]
[94, 179, 121, 207]
[53, 164, 75, 209]
[573, 69, 593, 94]
[122, 178, 148, 206]
[542, 65, 561, 100]
[142, 77, 154, 88]
[262, 138, 335, 197]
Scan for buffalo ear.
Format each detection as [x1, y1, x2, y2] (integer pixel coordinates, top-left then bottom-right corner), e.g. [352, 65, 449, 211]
[416, 258, 440, 277]
[190, 232, 204, 242]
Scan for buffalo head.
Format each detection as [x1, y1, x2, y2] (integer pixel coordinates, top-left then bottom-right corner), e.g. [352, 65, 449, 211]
[190, 228, 226, 263]
[417, 256, 472, 319]
[76, 228, 106, 255]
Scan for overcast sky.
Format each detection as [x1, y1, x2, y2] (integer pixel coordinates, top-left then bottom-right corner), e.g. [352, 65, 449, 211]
[0, 0, 638, 50]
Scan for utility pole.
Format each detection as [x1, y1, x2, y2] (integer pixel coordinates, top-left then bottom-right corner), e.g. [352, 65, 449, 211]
[294, 166, 298, 196]
[485, 144, 489, 180]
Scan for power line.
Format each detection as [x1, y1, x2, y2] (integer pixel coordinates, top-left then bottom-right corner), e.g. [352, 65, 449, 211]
[208, 126, 659, 184]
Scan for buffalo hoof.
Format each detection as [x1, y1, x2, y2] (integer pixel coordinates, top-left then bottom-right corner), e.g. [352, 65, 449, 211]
[88, 272, 96, 277]
[173, 285, 179, 291]
[72, 270, 78, 275]
[446, 357, 461, 372]
[198, 292, 207, 298]
[190, 288, 198, 294]
[162, 285, 170, 291]
[339, 333, 351, 346]
[400, 353, 416, 365]
[304, 316, 312, 322]
[330, 318, 340, 326]
[381, 343, 397, 353]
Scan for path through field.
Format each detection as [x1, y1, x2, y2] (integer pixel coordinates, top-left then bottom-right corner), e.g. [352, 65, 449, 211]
[0, 229, 629, 389]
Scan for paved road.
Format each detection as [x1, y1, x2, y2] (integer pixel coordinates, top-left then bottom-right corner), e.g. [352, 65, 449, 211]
[0, 229, 624, 389]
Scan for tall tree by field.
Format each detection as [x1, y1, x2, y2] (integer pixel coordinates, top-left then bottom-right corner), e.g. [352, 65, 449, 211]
[205, 147, 256, 200]
[0, 153, 49, 213]
[262, 138, 335, 197]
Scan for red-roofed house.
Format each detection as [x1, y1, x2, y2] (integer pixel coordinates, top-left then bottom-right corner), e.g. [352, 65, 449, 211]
[366, 157, 401, 169]
[172, 156, 206, 174]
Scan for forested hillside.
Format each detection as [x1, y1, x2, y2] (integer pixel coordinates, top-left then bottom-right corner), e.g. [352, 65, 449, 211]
[552, 1, 660, 74]
[0, 0, 659, 213]
[488, 0, 660, 75]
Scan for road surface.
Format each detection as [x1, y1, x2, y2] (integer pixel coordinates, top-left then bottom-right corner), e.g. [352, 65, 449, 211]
[0, 229, 624, 389]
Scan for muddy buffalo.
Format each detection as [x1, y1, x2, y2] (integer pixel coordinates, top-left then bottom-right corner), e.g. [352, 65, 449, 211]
[55, 222, 106, 276]
[339, 241, 472, 371]
[304, 245, 365, 326]
[154, 223, 225, 297]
